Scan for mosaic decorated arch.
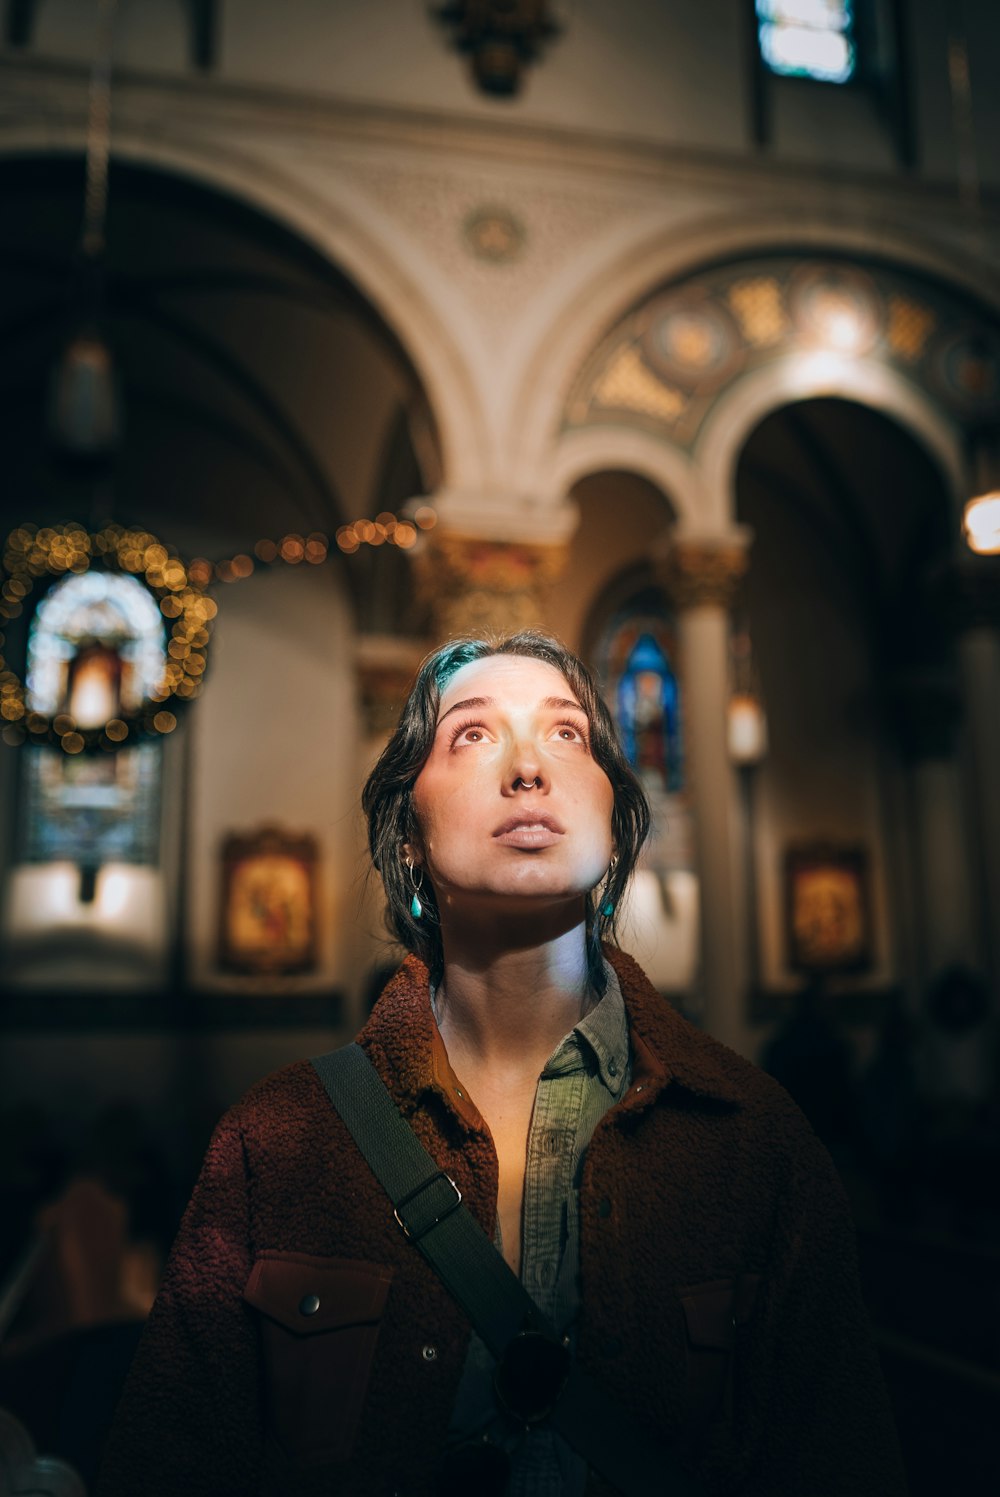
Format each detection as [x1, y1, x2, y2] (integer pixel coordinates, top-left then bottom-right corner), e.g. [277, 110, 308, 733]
[563, 255, 1000, 455]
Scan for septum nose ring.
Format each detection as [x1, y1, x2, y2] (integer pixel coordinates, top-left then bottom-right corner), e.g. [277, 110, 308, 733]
[514, 775, 541, 789]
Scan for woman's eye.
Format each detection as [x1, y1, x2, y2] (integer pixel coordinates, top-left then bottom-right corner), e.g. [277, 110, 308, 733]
[448, 720, 489, 746]
[555, 722, 587, 743]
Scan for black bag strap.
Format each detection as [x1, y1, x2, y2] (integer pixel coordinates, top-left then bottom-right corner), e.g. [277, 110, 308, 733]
[311, 1042, 703, 1497]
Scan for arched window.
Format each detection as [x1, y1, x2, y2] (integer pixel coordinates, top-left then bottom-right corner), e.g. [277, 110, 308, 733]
[597, 599, 683, 795]
[21, 572, 166, 869]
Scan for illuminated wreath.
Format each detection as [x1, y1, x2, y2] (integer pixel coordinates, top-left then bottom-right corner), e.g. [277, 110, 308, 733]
[0, 523, 217, 753]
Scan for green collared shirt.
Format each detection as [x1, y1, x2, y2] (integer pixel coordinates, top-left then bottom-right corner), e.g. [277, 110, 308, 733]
[442, 963, 632, 1495]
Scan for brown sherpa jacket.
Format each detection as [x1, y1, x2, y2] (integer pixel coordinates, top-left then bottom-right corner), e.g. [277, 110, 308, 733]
[97, 947, 907, 1497]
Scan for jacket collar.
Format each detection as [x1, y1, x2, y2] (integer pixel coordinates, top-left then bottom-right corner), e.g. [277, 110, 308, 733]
[358, 946, 744, 1123]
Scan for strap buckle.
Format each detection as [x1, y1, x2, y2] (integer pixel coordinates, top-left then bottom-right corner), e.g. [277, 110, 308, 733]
[393, 1170, 462, 1242]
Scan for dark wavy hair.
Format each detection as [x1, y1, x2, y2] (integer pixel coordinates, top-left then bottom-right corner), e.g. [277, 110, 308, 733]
[361, 630, 650, 993]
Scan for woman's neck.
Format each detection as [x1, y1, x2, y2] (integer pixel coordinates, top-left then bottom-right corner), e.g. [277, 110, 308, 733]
[432, 915, 595, 1080]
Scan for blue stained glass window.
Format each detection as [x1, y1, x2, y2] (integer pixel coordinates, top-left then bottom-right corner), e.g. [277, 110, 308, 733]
[616, 631, 683, 793]
[757, 0, 856, 84]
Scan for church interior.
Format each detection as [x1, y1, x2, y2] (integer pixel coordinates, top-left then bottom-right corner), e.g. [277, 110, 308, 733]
[0, 2, 999, 1491]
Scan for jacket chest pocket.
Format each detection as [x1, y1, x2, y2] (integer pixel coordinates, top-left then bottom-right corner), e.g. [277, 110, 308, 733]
[678, 1274, 760, 1434]
[244, 1251, 394, 1467]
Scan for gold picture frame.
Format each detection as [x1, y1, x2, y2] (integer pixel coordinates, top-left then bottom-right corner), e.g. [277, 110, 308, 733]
[784, 843, 872, 975]
[218, 826, 318, 976]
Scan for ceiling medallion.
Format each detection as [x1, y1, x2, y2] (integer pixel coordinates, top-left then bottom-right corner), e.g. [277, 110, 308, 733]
[434, 1, 561, 96]
[463, 206, 526, 264]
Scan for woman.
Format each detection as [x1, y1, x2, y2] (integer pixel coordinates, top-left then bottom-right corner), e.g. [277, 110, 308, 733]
[98, 631, 907, 1497]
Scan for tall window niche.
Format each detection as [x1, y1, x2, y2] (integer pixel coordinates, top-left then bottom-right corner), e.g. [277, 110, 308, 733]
[590, 583, 699, 1002]
[3, 571, 172, 991]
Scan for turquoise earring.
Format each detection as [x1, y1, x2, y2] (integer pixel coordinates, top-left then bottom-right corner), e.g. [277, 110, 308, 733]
[406, 857, 424, 920]
[599, 855, 618, 919]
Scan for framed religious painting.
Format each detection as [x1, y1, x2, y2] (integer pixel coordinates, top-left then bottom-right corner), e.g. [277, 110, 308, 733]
[784, 843, 873, 976]
[218, 827, 319, 976]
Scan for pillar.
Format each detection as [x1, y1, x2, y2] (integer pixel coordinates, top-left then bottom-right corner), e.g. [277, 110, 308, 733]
[661, 531, 752, 1054]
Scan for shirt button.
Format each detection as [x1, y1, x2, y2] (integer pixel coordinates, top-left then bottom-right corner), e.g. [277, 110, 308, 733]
[598, 1197, 612, 1219]
[608, 1058, 618, 1077]
[298, 1293, 321, 1316]
[422, 1344, 438, 1362]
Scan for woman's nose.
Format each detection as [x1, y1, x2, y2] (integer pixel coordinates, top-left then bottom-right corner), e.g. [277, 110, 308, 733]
[503, 740, 547, 795]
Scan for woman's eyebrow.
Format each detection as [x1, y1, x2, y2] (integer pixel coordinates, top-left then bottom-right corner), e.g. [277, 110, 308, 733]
[437, 696, 493, 725]
[436, 693, 584, 726]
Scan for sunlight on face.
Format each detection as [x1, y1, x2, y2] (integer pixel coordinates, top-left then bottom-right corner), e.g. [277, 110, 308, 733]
[410, 655, 615, 917]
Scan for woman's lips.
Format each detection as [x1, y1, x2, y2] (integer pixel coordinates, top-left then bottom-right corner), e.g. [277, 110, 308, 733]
[493, 814, 564, 849]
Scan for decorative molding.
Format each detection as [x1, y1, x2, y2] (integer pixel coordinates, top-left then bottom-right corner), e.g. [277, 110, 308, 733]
[414, 531, 568, 638]
[661, 537, 750, 611]
[4, 57, 1000, 227]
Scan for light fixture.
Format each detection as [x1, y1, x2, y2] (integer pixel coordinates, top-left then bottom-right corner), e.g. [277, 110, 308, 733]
[728, 692, 769, 766]
[728, 629, 768, 766]
[963, 430, 1000, 556]
[48, 0, 122, 457]
[963, 492, 1000, 556]
[48, 332, 122, 455]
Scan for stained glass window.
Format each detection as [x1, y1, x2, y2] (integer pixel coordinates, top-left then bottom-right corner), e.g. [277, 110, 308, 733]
[26, 570, 165, 718]
[23, 741, 162, 866]
[757, 0, 857, 84]
[598, 604, 683, 794]
[20, 571, 166, 869]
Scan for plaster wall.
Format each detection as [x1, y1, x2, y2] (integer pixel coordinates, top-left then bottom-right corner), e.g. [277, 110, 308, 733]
[185, 559, 366, 995]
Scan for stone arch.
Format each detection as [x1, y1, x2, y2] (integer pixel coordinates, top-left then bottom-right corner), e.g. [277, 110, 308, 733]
[546, 426, 705, 530]
[0, 127, 487, 491]
[696, 351, 965, 528]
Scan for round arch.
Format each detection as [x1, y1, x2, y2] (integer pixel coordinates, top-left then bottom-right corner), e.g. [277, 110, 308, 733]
[545, 426, 706, 529]
[0, 128, 487, 490]
[695, 352, 964, 529]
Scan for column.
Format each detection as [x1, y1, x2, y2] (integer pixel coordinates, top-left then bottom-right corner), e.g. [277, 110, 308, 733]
[661, 531, 752, 1055]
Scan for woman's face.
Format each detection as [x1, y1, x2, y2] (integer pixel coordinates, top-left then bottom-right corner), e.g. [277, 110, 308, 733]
[408, 654, 615, 920]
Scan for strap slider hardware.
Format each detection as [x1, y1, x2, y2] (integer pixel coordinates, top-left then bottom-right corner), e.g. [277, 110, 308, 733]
[393, 1170, 462, 1242]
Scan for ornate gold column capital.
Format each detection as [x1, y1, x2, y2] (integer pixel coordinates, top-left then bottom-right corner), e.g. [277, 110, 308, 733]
[659, 531, 752, 612]
[414, 530, 569, 639]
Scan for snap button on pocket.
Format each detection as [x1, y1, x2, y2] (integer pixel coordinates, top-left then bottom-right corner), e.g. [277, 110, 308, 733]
[299, 1293, 321, 1316]
[422, 1344, 438, 1362]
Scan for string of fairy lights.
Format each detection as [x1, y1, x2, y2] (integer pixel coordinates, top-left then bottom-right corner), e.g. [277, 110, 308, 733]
[0, 505, 437, 752]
